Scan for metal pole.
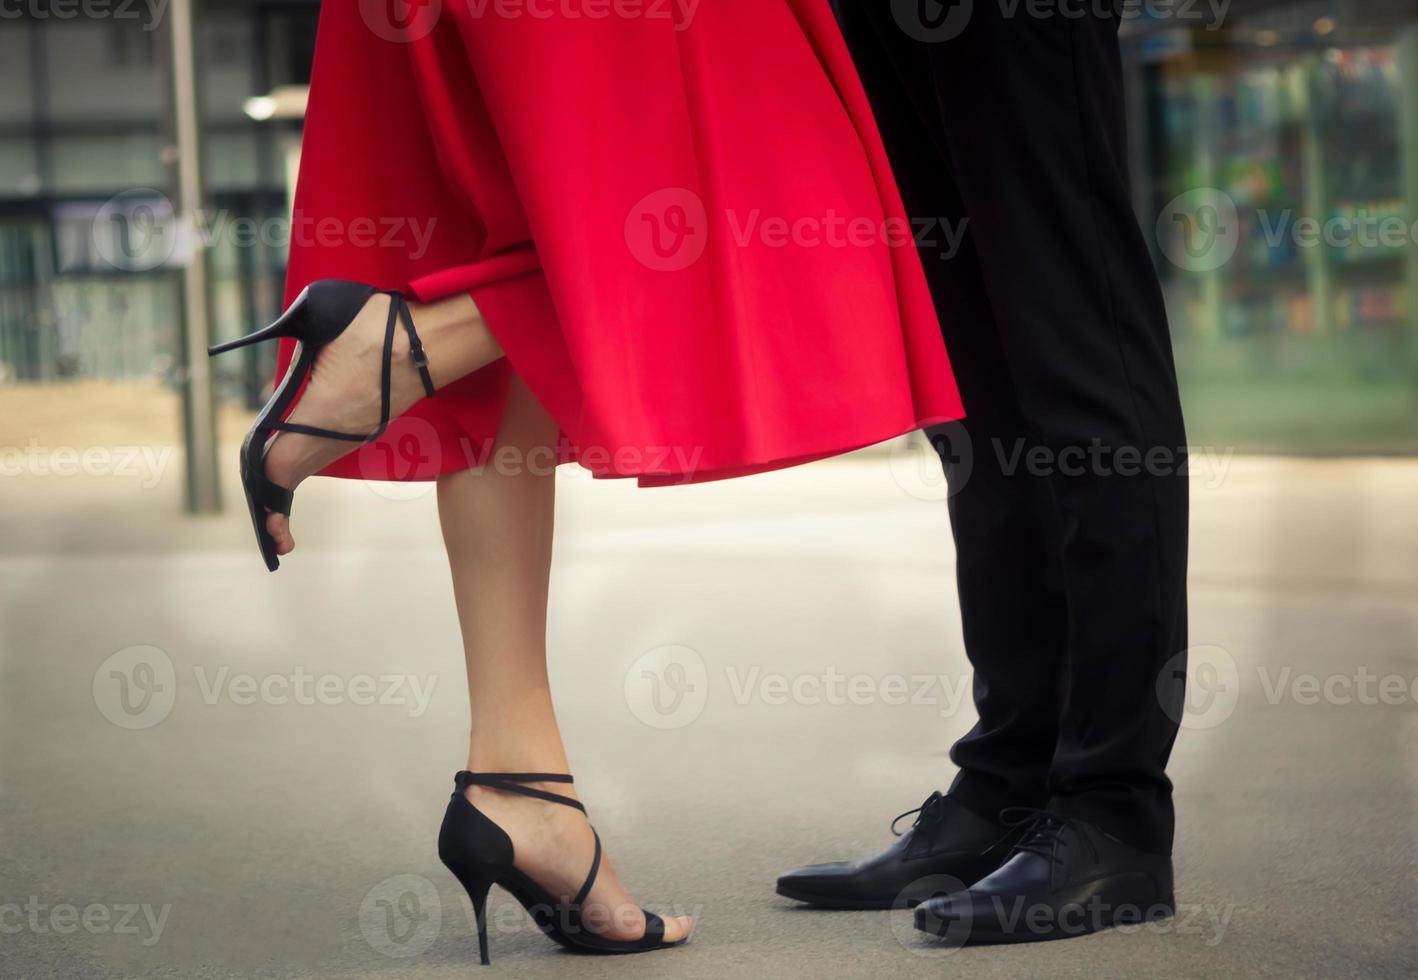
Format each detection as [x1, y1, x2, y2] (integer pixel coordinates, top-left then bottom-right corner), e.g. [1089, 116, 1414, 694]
[1300, 55, 1335, 339]
[1399, 28, 1418, 403]
[169, 0, 221, 514]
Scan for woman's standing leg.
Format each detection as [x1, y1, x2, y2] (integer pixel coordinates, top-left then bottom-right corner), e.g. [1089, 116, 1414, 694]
[437, 376, 693, 944]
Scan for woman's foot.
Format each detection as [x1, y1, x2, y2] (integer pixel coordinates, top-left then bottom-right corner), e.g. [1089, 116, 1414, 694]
[463, 780, 695, 944]
[261, 292, 500, 556]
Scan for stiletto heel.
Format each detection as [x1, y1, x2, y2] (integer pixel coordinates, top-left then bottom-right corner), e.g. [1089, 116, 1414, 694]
[455, 874, 494, 965]
[206, 286, 313, 355]
[206, 279, 437, 571]
[437, 771, 686, 963]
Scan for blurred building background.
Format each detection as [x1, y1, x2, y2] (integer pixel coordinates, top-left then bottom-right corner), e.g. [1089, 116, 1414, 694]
[0, 0, 318, 419]
[1, 0, 1416, 458]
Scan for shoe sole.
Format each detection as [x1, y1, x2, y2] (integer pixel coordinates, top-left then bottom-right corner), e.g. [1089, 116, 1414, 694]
[775, 882, 926, 911]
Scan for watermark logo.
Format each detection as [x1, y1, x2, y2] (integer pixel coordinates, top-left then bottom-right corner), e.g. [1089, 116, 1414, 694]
[91, 189, 182, 273]
[889, 425, 972, 502]
[360, 0, 442, 42]
[1157, 188, 1240, 273]
[890, 875, 972, 954]
[893, 0, 975, 42]
[1160, 644, 1239, 731]
[93, 645, 177, 730]
[359, 874, 441, 957]
[624, 644, 708, 729]
[358, 416, 443, 502]
[625, 188, 708, 272]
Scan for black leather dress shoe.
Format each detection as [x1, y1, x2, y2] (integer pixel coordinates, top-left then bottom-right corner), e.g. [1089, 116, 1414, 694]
[914, 810, 1174, 944]
[776, 792, 1022, 910]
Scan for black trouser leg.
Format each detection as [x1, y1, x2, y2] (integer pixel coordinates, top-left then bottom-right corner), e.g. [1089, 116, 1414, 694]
[840, 1, 1189, 854]
[837, 3, 1068, 825]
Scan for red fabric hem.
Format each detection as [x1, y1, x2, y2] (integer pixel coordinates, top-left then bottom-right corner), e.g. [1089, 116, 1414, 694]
[307, 255, 966, 488]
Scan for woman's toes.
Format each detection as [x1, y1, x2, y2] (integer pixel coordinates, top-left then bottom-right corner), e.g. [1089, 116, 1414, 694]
[265, 512, 295, 555]
[662, 915, 695, 943]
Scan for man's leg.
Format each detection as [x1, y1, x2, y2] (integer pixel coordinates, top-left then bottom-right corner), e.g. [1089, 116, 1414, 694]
[800, 0, 1188, 940]
[836, 1, 1071, 824]
[881, 0, 1191, 942]
[909, 0, 1190, 856]
[775, 2, 1071, 911]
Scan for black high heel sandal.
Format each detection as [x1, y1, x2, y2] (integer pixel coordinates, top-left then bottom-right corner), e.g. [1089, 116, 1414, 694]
[207, 280, 436, 571]
[438, 771, 687, 964]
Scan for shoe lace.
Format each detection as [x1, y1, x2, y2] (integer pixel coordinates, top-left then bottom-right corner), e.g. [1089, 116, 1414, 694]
[998, 808, 1100, 866]
[890, 790, 949, 837]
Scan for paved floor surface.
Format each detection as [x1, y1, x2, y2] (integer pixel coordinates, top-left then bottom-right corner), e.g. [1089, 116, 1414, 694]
[3, 442, 1416, 978]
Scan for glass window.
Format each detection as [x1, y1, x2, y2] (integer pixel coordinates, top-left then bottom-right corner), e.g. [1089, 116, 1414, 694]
[0, 26, 33, 122]
[0, 140, 41, 198]
[50, 134, 165, 195]
[42, 21, 163, 123]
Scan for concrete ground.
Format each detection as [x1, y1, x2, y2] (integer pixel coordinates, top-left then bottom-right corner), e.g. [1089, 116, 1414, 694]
[2, 435, 1416, 979]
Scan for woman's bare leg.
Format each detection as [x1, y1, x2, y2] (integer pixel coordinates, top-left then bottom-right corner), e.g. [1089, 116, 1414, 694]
[437, 377, 693, 943]
[264, 292, 501, 555]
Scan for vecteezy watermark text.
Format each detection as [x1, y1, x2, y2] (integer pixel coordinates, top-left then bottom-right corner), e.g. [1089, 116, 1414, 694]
[891, 0, 1230, 44]
[0, 898, 171, 947]
[93, 646, 439, 730]
[1161, 645, 1418, 731]
[461, 0, 701, 21]
[992, 438, 1227, 485]
[358, 0, 702, 43]
[357, 872, 703, 959]
[1159, 189, 1418, 273]
[1, 441, 174, 488]
[724, 210, 969, 260]
[0, 0, 168, 29]
[91, 190, 439, 273]
[624, 646, 975, 730]
[191, 666, 437, 716]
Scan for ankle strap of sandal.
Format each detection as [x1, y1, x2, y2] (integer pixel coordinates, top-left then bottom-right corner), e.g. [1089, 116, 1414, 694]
[392, 293, 436, 400]
[266, 290, 436, 446]
[454, 771, 585, 813]
[453, 770, 603, 907]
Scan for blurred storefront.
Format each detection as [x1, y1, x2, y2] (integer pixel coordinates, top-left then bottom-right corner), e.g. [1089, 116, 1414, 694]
[1126, 0, 1418, 452]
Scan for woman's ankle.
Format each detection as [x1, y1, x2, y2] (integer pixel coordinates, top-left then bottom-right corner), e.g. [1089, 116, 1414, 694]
[408, 294, 504, 388]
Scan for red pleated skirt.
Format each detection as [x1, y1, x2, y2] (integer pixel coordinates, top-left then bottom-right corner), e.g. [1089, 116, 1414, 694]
[278, 0, 963, 486]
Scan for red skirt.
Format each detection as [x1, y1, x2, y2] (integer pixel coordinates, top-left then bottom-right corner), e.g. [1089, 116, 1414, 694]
[278, 0, 963, 486]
